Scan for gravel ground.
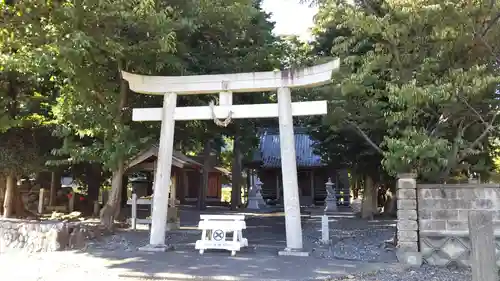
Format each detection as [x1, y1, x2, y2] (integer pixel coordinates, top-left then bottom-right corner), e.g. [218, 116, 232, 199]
[86, 228, 199, 252]
[328, 266, 472, 281]
[304, 212, 397, 262]
[330, 227, 396, 261]
[303, 210, 472, 281]
[0, 208, 476, 281]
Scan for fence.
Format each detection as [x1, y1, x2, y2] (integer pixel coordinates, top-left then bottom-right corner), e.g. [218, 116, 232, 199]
[396, 174, 500, 269]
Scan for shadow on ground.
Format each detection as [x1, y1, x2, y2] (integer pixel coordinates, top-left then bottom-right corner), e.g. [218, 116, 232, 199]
[73, 206, 400, 281]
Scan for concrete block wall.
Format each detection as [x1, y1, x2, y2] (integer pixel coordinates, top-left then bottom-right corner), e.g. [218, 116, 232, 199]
[416, 184, 500, 267]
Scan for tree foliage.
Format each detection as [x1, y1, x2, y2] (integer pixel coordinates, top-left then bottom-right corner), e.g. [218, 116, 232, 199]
[0, 1, 62, 177]
[309, 0, 500, 182]
[1, 0, 288, 218]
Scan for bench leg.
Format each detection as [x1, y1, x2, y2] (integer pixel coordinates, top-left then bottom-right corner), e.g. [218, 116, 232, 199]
[237, 230, 247, 247]
[199, 229, 207, 255]
[231, 230, 238, 256]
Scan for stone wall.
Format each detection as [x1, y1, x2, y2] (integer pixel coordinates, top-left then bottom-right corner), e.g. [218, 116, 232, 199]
[396, 174, 419, 253]
[417, 184, 500, 267]
[0, 219, 86, 253]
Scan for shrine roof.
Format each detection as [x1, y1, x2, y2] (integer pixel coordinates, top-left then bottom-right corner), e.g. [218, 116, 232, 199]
[250, 128, 324, 168]
[126, 146, 202, 170]
[126, 144, 230, 176]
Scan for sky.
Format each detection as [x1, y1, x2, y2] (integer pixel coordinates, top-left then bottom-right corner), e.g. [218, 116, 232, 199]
[261, 0, 318, 41]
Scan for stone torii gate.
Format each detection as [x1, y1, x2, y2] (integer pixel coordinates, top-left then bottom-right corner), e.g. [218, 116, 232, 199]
[122, 60, 339, 255]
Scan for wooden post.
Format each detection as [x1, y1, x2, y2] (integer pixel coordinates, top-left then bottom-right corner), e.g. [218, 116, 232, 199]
[199, 140, 211, 210]
[182, 170, 189, 203]
[101, 189, 109, 205]
[198, 168, 203, 208]
[170, 174, 177, 207]
[49, 171, 60, 206]
[131, 193, 137, 230]
[69, 191, 75, 212]
[468, 210, 498, 281]
[38, 188, 45, 214]
[231, 137, 243, 209]
[93, 201, 100, 217]
[310, 170, 315, 206]
[275, 173, 280, 201]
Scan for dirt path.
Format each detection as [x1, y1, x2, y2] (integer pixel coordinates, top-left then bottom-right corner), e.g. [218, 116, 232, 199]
[0, 248, 400, 281]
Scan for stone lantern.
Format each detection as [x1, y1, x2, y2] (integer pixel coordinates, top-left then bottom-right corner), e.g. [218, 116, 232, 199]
[247, 177, 266, 209]
[324, 178, 337, 213]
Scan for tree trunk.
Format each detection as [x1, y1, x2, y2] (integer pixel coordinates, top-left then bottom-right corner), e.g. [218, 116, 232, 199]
[0, 176, 5, 216]
[100, 160, 125, 229]
[3, 175, 16, 218]
[243, 168, 251, 207]
[49, 171, 62, 206]
[372, 182, 379, 215]
[353, 179, 359, 199]
[3, 175, 35, 218]
[121, 175, 129, 208]
[198, 140, 211, 210]
[231, 136, 243, 210]
[99, 61, 129, 229]
[383, 187, 397, 217]
[351, 173, 360, 199]
[86, 163, 101, 204]
[361, 175, 377, 220]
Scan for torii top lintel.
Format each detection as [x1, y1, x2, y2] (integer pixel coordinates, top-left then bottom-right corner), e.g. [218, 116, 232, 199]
[121, 59, 340, 95]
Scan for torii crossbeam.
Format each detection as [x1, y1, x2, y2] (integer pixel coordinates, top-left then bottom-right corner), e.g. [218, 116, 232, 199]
[122, 59, 340, 256]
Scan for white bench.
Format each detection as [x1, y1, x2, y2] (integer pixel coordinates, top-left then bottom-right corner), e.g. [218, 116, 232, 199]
[195, 214, 248, 256]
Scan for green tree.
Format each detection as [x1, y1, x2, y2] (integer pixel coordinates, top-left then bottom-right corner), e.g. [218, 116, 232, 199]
[50, 0, 282, 220]
[309, 0, 500, 183]
[0, 0, 62, 217]
[174, 0, 282, 209]
[47, 0, 183, 227]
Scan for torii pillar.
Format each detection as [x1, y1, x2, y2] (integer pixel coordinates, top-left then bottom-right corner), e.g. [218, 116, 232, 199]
[122, 60, 340, 255]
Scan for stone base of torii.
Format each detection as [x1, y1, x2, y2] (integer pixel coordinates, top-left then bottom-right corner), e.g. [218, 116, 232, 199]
[122, 60, 340, 256]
